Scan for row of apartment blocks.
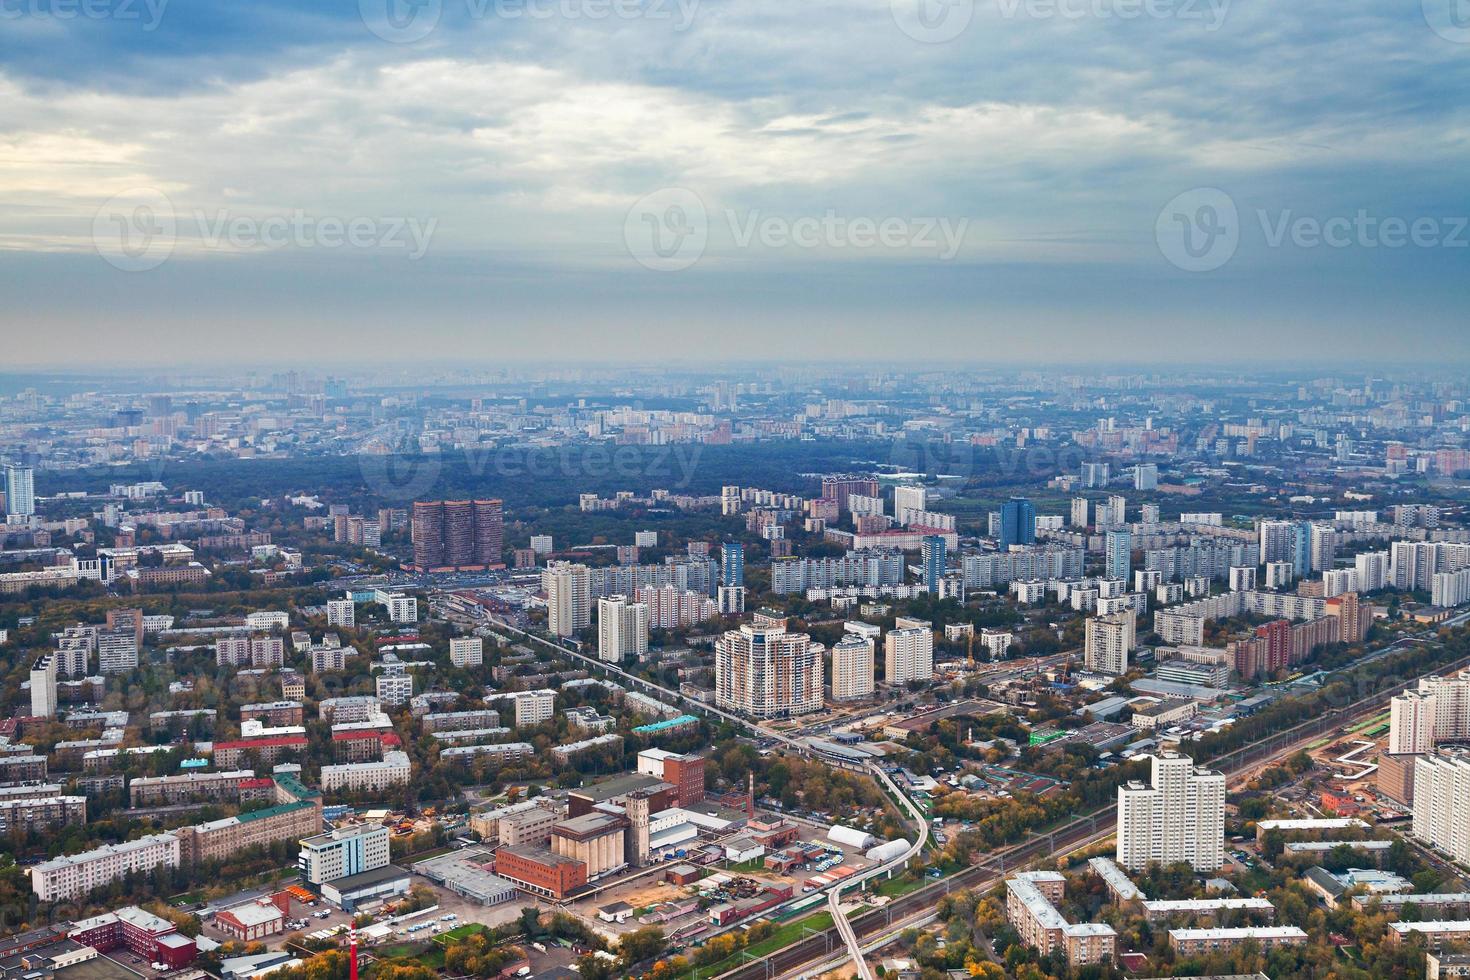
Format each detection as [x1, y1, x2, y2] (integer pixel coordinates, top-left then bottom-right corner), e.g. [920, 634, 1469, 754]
[31, 775, 321, 901]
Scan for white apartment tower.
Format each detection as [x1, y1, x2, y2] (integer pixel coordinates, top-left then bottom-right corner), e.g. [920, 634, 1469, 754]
[884, 619, 934, 686]
[831, 634, 876, 701]
[449, 636, 484, 668]
[894, 485, 928, 524]
[29, 654, 57, 719]
[1117, 753, 1226, 872]
[543, 562, 592, 638]
[1084, 611, 1136, 676]
[596, 595, 649, 663]
[1389, 690, 1437, 755]
[1412, 751, 1470, 865]
[326, 598, 355, 628]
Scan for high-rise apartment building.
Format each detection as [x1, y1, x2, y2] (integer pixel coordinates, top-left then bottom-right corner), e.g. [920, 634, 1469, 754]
[1390, 690, 1436, 755]
[1116, 753, 1225, 872]
[596, 595, 649, 663]
[30, 654, 57, 718]
[715, 621, 824, 718]
[1098, 495, 1127, 529]
[1084, 611, 1135, 676]
[720, 542, 745, 588]
[893, 485, 928, 524]
[326, 598, 355, 628]
[449, 636, 484, 668]
[96, 630, 139, 675]
[1105, 530, 1132, 582]
[1134, 463, 1159, 491]
[821, 475, 880, 512]
[922, 535, 947, 595]
[884, 619, 934, 686]
[830, 634, 875, 701]
[411, 499, 504, 571]
[1000, 497, 1036, 549]
[1258, 519, 1296, 565]
[5, 464, 35, 518]
[543, 562, 592, 638]
[1412, 750, 1470, 865]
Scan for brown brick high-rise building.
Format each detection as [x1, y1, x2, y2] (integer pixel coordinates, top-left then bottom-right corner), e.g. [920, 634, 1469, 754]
[412, 502, 445, 571]
[411, 499, 503, 571]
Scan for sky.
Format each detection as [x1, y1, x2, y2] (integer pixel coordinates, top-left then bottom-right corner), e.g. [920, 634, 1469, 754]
[1, 0, 1468, 366]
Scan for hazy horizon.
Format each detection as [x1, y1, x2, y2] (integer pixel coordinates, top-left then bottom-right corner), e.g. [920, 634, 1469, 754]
[3, 0, 1467, 363]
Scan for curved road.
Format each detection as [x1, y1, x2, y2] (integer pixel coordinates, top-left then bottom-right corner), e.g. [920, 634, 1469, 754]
[826, 765, 931, 980]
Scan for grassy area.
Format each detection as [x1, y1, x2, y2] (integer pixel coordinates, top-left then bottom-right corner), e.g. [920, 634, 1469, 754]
[871, 874, 930, 899]
[437, 923, 488, 944]
[724, 858, 766, 874]
[692, 911, 836, 979]
[377, 942, 426, 959]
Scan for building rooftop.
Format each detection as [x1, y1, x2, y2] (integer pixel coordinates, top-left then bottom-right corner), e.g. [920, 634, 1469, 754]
[1142, 898, 1275, 914]
[555, 811, 628, 839]
[1170, 927, 1308, 941]
[1087, 857, 1144, 902]
[1256, 818, 1369, 832]
[220, 900, 285, 929]
[1390, 920, 1470, 935]
[501, 844, 585, 869]
[570, 773, 668, 803]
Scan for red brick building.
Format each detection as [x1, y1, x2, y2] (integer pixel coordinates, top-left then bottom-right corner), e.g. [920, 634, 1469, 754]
[68, 907, 197, 970]
[215, 894, 290, 942]
[494, 844, 588, 899]
[213, 736, 307, 769]
[663, 755, 706, 807]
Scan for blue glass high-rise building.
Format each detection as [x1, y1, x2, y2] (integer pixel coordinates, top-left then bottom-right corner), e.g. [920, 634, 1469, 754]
[922, 535, 947, 595]
[721, 542, 745, 588]
[1000, 497, 1036, 549]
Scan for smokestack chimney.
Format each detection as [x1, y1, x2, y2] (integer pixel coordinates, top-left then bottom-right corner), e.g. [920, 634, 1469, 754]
[350, 923, 359, 980]
[747, 771, 755, 818]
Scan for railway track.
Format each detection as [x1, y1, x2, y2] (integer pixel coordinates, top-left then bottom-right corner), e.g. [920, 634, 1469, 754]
[712, 644, 1470, 980]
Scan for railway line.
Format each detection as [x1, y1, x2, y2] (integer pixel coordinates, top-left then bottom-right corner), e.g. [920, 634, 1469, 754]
[711, 642, 1470, 980]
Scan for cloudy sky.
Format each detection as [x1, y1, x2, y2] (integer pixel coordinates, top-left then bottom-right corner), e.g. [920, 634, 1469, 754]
[2, 0, 1467, 365]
